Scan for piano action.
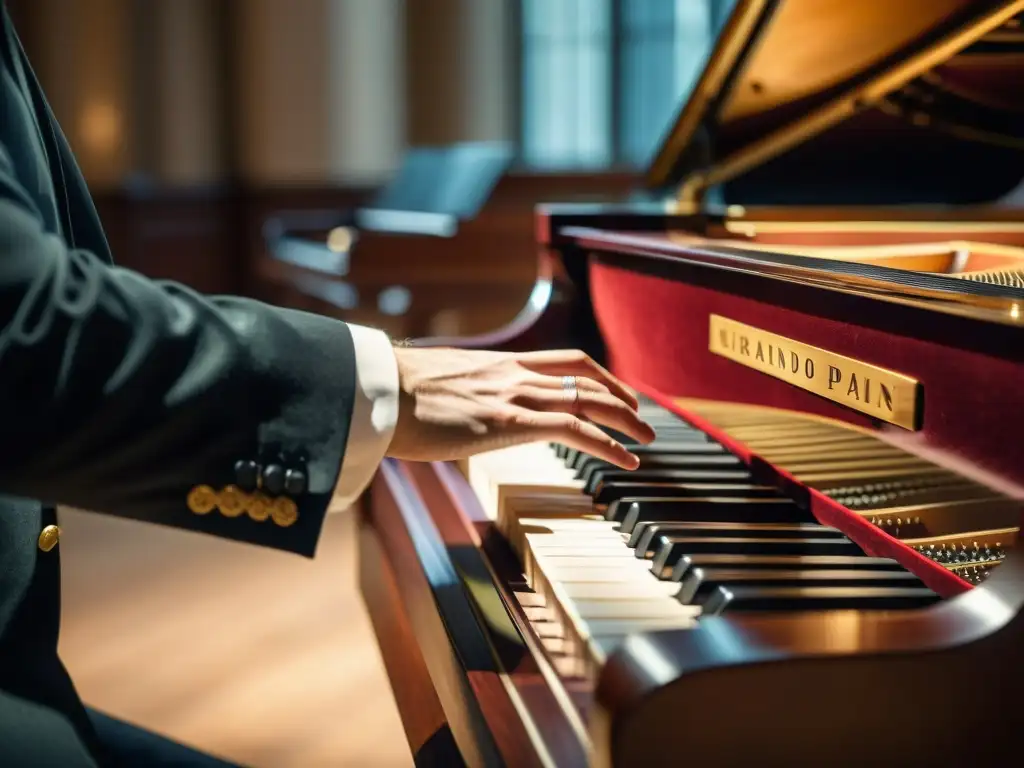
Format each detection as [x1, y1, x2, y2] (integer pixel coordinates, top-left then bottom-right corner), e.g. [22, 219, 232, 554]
[359, 2, 1024, 765]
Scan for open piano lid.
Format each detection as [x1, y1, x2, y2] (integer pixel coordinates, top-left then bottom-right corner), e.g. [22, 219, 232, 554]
[646, 0, 1024, 208]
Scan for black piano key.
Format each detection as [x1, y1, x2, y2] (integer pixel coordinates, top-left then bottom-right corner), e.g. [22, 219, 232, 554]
[556, 433, 709, 466]
[594, 469, 753, 488]
[702, 585, 941, 615]
[575, 443, 732, 481]
[563, 427, 706, 466]
[551, 398, 710, 465]
[630, 521, 843, 558]
[618, 498, 810, 535]
[602, 487, 778, 524]
[575, 447, 731, 479]
[568, 433, 710, 470]
[583, 457, 745, 493]
[669, 554, 908, 582]
[633, 441, 722, 454]
[572, 412, 706, 446]
[594, 469, 751, 500]
[650, 536, 865, 578]
[628, 519, 829, 550]
[677, 567, 925, 605]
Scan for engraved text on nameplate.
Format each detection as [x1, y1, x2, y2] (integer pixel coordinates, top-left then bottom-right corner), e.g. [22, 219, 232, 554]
[708, 315, 921, 430]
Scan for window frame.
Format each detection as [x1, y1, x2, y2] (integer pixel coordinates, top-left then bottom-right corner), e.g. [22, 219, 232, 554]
[516, 0, 727, 172]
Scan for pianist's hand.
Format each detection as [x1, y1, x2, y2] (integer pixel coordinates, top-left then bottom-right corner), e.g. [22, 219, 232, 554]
[386, 347, 655, 469]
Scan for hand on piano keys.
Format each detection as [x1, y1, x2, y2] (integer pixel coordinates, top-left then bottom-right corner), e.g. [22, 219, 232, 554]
[467, 398, 942, 681]
[385, 347, 655, 468]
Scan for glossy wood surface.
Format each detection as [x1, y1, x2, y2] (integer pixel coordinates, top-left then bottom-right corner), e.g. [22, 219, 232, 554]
[360, 199, 1024, 766]
[596, 542, 1024, 765]
[358, 512, 454, 762]
[365, 461, 575, 768]
[367, 452, 1024, 767]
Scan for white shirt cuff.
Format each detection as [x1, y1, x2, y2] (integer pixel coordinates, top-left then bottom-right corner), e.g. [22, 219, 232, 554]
[331, 324, 400, 509]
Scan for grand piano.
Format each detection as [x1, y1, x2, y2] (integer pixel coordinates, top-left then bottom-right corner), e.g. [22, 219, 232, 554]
[358, 2, 1024, 765]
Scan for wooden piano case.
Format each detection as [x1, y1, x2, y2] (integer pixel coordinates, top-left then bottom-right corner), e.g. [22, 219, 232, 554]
[360, 2, 1024, 765]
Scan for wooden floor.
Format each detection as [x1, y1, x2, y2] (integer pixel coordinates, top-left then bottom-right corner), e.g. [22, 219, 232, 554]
[57, 504, 413, 768]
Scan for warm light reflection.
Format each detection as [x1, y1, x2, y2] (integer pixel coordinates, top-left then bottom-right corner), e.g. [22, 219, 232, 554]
[1010, 303, 1020, 320]
[960, 584, 1016, 627]
[461, 572, 522, 644]
[79, 102, 123, 156]
[527, 278, 552, 314]
[815, 611, 869, 651]
[326, 227, 354, 253]
[623, 610, 877, 683]
[623, 633, 684, 685]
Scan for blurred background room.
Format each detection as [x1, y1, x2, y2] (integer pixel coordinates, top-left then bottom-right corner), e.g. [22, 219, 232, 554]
[3, 1, 732, 765]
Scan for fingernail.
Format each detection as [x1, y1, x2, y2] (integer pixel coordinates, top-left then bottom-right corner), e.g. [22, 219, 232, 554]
[626, 452, 640, 469]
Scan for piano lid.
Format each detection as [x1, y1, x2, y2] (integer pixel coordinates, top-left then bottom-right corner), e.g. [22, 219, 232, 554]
[647, 0, 1024, 209]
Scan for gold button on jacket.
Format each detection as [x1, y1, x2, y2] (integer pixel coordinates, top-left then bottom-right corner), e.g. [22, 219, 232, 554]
[38, 525, 60, 553]
[246, 492, 271, 522]
[270, 497, 298, 528]
[217, 485, 246, 518]
[187, 485, 217, 515]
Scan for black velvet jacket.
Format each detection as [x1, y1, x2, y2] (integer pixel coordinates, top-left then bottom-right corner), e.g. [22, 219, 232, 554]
[0, 7, 356, 765]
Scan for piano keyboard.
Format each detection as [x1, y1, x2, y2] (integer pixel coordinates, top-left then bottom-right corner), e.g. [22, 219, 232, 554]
[467, 398, 962, 682]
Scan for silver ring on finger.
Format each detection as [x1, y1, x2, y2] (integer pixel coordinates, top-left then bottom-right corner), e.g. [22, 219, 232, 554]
[561, 375, 580, 414]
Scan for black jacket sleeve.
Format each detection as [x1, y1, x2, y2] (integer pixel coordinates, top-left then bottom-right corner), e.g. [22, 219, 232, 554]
[0, 143, 356, 557]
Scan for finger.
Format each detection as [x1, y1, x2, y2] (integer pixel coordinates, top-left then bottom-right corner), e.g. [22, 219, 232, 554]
[510, 387, 655, 444]
[517, 350, 638, 409]
[516, 410, 640, 469]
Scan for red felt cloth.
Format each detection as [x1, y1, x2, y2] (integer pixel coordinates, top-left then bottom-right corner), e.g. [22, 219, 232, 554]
[587, 260, 981, 597]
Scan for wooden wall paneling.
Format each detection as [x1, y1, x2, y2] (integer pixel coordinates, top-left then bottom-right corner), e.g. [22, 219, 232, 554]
[88, 184, 373, 299]
[93, 188, 239, 295]
[254, 172, 638, 339]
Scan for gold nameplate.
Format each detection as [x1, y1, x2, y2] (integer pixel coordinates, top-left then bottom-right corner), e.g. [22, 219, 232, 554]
[708, 315, 922, 430]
